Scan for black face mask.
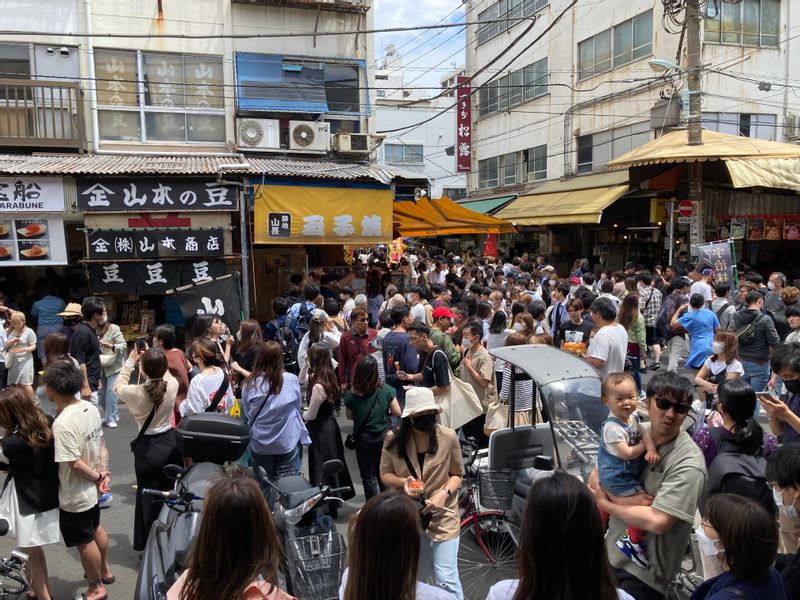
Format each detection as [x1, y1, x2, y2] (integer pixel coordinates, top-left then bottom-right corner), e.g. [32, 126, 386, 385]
[411, 414, 437, 432]
[785, 379, 800, 394]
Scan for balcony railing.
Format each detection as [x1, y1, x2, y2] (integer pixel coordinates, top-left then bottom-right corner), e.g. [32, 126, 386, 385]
[0, 78, 85, 150]
[233, 0, 369, 14]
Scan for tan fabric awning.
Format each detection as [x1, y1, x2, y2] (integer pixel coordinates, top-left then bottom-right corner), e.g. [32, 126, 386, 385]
[394, 196, 516, 236]
[725, 158, 800, 192]
[495, 172, 629, 226]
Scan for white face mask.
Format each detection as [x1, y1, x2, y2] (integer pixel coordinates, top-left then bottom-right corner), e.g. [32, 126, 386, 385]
[513, 323, 526, 333]
[695, 527, 723, 557]
[711, 341, 725, 355]
[548, 279, 557, 287]
[99, 315, 108, 325]
[768, 282, 776, 291]
[774, 488, 799, 518]
[462, 337, 472, 350]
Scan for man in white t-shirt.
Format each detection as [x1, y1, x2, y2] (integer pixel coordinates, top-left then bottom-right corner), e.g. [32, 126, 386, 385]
[689, 268, 714, 307]
[585, 297, 629, 378]
[45, 361, 113, 600]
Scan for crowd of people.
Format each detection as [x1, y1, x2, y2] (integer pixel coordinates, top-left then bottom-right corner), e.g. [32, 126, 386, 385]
[0, 248, 799, 599]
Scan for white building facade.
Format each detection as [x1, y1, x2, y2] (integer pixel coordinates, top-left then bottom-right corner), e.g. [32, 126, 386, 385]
[465, 0, 799, 196]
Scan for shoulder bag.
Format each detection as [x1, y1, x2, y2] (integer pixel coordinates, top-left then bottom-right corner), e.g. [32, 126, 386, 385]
[398, 446, 433, 531]
[434, 349, 483, 430]
[484, 399, 510, 436]
[130, 405, 157, 453]
[345, 390, 382, 450]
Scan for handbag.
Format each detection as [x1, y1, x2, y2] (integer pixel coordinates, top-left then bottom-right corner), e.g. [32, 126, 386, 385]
[345, 391, 382, 450]
[130, 405, 157, 453]
[434, 350, 483, 430]
[484, 400, 510, 436]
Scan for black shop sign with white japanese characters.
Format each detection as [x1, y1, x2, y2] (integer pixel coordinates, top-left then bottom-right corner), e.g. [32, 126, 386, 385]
[89, 260, 226, 294]
[76, 179, 238, 212]
[87, 229, 224, 260]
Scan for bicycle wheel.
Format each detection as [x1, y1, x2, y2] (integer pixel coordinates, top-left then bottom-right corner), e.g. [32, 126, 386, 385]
[458, 513, 519, 599]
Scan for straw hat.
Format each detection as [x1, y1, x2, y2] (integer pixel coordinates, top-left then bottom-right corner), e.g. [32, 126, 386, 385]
[58, 303, 82, 318]
[401, 387, 442, 419]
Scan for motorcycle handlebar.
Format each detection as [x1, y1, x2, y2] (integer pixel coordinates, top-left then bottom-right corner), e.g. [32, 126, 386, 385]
[328, 486, 352, 496]
[142, 488, 175, 499]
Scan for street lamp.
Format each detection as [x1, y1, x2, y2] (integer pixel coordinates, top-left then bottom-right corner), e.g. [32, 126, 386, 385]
[649, 58, 691, 126]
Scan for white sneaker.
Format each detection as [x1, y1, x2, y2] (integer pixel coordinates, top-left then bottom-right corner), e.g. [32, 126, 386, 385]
[107, 421, 118, 429]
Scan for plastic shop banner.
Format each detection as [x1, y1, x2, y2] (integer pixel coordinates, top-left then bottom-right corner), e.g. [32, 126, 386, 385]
[253, 184, 393, 245]
[0, 217, 67, 265]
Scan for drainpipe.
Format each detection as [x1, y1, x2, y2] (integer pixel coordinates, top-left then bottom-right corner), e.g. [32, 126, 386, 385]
[783, 0, 791, 140]
[84, 0, 99, 153]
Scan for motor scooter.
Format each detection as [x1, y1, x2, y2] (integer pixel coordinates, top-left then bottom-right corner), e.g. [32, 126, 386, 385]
[256, 460, 351, 600]
[133, 413, 250, 600]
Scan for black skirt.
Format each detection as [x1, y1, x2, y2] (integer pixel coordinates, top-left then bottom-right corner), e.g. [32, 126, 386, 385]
[305, 403, 355, 501]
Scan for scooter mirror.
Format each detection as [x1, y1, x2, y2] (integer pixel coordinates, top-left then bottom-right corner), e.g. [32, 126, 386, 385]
[256, 466, 270, 485]
[163, 464, 186, 481]
[321, 459, 344, 478]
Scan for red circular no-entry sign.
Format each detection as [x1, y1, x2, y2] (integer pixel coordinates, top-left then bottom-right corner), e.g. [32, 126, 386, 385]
[678, 200, 694, 218]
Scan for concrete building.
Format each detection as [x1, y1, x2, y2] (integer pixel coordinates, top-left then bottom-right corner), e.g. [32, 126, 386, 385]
[375, 47, 467, 199]
[465, 0, 799, 194]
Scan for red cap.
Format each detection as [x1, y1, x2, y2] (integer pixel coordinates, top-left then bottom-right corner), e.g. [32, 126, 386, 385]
[570, 276, 581, 284]
[431, 306, 457, 320]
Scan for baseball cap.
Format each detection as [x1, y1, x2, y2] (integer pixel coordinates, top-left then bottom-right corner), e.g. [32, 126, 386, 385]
[541, 265, 555, 272]
[702, 268, 714, 276]
[431, 306, 457, 320]
[311, 309, 327, 323]
[570, 276, 581, 284]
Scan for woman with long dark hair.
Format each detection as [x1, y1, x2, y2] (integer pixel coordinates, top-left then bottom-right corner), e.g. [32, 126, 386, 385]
[230, 319, 263, 380]
[181, 338, 234, 416]
[345, 356, 400, 499]
[115, 346, 182, 551]
[36, 332, 79, 417]
[340, 492, 451, 600]
[303, 344, 353, 494]
[0, 388, 59, 600]
[242, 341, 310, 487]
[619, 293, 647, 395]
[168, 473, 295, 600]
[487, 471, 633, 600]
[486, 311, 514, 390]
[380, 387, 463, 599]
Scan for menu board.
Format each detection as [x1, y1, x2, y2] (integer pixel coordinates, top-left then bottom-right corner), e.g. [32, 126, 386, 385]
[0, 217, 67, 265]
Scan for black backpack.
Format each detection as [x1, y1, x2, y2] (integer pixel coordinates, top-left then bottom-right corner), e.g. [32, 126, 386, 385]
[703, 428, 776, 517]
[735, 313, 765, 346]
[272, 318, 299, 374]
[296, 302, 312, 342]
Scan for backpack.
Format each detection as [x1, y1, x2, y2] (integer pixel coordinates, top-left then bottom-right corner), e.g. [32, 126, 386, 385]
[714, 301, 731, 320]
[703, 428, 776, 517]
[296, 302, 312, 341]
[735, 313, 765, 346]
[272, 318, 299, 374]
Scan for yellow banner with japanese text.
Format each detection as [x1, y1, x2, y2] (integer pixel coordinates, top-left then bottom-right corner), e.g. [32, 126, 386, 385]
[253, 184, 393, 245]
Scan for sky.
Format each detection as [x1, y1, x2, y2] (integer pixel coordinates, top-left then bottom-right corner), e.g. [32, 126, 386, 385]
[373, 0, 466, 96]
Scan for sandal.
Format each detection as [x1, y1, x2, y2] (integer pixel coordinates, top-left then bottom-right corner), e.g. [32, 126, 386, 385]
[82, 574, 115, 585]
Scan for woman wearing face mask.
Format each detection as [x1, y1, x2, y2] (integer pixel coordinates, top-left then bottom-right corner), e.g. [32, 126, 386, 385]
[97, 310, 126, 428]
[487, 311, 515, 390]
[691, 494, 790, 599]
[512, 312, 535, 339]
[380, 387, 464, 600]
[694, 330, 744, 411]
[766, 445, 800, 591]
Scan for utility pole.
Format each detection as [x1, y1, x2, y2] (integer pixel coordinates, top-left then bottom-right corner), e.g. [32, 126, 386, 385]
[686, 0, 704, 252]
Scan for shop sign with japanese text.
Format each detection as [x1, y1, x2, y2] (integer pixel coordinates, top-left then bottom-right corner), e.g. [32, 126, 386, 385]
[0, 177, 64, 212]
[87, 229, 224, 260]
[693, 240, 737, 289]
[89, 259, 226, 295]
[76, 179, 238, 212]
[253, 184, 393, 245]
[0, 217, 67, 265]
[456, 77, 472, 173]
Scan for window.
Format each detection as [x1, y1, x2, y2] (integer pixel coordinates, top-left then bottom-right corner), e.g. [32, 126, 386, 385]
[235, 53, 365, 115]
[501, 152, 518, 185]
[443, 187, 467, 201]
[526, 144, 547, 181]
[376, 90, 385, 98]
[0, 44, 30, 79]
[477, 0, 549, 45]
[578, 10, 652, 80]
[478, 58, 547, 118]
[701, 112, 777, 140]
[384, 143, 424, 165]
[478, 156, 500, 189]
[705, 0, 779, 47]
[576, 122, 649, 173]
[94, 50, 224, 143]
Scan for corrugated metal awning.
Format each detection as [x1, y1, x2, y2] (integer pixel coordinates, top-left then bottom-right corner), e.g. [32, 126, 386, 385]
[0, 153, 422, 184]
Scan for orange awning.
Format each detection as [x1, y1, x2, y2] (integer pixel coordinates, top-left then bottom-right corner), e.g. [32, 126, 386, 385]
[393, 196, 516, 237]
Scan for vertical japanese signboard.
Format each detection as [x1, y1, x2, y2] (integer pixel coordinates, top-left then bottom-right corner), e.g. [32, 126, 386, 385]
[694, 240, 738, 290]
[456, 76, 472, 173]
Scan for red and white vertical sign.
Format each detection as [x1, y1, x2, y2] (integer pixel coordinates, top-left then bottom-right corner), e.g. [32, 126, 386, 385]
[456, 76, 472, 173]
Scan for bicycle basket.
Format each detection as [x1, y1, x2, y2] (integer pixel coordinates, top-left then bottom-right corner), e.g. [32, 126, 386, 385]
[285, 531, 346, 600]
[478, 468, 515, 511]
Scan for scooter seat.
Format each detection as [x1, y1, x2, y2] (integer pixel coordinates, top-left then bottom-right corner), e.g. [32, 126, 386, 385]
[275, 475, 321, 509]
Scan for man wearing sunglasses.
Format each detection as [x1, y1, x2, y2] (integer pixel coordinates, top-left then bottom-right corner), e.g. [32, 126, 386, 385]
[591, 372, 707, 600]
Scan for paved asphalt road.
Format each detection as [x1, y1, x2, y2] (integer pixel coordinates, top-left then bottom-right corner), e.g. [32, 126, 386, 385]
[0, 360, 696, 599]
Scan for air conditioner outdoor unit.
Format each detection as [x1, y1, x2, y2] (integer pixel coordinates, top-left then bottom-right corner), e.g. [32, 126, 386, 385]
[333, 133, 371, 154]
[289, 121, 331, 153]
[236, 118, 280, 150]
[786, 114, 800, 141]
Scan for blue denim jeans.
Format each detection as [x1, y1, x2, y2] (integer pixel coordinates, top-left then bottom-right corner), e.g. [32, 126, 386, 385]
[100, 370, 120, 424]
[249, 444, 303, 505]
[742, 359, 770, 393]
[419, 535, 463, 600]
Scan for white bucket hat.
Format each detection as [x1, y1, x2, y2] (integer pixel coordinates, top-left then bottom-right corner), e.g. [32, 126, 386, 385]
[401, 387, 443, 419]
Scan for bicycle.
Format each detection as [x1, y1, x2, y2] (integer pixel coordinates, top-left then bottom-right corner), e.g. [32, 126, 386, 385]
[456, 438, 521, 600]
[0, 520, 29, 599]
